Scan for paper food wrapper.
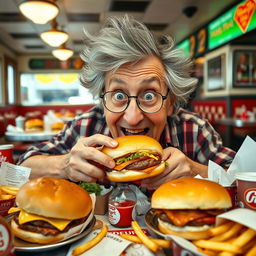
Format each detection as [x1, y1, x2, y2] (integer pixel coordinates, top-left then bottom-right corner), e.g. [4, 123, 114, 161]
[44, 110, 64, 131]
[67, 217, 165, 256]
[0, 162, 31, 216]
[208, 136, 256, 186]
[60, 193, 96, 241]
[165, 208, 256, 256]
[0, 161, 31, 187]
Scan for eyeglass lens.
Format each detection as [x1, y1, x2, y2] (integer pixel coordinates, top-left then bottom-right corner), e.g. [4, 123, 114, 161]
[102, 90, 165, 113]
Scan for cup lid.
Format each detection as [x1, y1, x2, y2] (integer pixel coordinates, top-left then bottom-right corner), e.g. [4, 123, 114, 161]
[0, 144, 13, 150]
[235, 172, 256, 181]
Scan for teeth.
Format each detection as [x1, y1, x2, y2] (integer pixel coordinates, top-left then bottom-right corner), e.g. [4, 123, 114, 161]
[125, 129, 144, 134]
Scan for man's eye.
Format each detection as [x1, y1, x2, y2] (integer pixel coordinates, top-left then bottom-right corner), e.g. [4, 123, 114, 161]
[143, 91, 156, 101]
[113, 92, 126, 101]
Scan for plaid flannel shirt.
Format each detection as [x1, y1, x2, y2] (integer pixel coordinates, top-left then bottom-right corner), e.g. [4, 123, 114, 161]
[17, 106, 236, 168]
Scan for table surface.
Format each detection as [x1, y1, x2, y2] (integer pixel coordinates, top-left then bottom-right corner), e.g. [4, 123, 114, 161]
[215, 118, 256, 127]
[15, 215, 170, 256]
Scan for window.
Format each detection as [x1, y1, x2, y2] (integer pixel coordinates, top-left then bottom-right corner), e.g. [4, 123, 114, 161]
[7, 64, 15, 104]
[20, 73, 99, 105]
[4, 56, 17, 104]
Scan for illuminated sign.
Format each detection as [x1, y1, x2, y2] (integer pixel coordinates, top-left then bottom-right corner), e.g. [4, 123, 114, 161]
[176, 28, 207, 57]
[176, 39, 190, 57]
[208, 0, 256, 50]
[177, 0, 256, 56]
[29, 58, 83, 70]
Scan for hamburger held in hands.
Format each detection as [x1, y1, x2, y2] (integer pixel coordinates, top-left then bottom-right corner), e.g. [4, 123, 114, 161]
[10, 177, 92, 244]
[102, 135, 166, 182]
[151, 177, 232, 240]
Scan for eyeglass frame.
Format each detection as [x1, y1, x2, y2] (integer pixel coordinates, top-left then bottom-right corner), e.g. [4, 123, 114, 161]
[100, 88, 170, 114]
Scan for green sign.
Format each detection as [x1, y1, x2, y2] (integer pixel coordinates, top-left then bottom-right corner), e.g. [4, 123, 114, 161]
[176, 39, 190, 57]
[29, 58, 83, 70]
[208, 0, 256, 50]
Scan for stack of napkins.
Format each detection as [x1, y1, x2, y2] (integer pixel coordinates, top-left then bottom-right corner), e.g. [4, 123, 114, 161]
[208, 136, 256, 186]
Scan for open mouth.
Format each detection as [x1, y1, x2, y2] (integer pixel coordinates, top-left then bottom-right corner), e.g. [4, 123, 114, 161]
[121, 128, 149, 136]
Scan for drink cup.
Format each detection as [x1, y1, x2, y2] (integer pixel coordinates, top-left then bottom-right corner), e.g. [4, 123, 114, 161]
[225, 185, 238, 209]
[0, 144, 14, 166]
[235, 172, 256, 210]
[15, 116, 25, 130]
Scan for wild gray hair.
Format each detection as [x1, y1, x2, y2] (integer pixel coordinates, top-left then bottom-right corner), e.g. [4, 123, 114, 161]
[80, 15, 197, 112]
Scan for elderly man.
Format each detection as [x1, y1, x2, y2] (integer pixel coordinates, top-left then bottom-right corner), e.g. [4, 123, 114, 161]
[18, 15, 235, 189]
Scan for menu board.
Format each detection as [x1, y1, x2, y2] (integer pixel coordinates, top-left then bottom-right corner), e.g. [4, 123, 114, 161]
[207, 54, 226, 91]
[233, 50, 256, 87]
[208, 0, 256, 50]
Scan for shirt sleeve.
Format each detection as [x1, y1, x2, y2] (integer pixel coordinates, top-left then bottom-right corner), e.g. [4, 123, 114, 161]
[195, 121, 236, 168]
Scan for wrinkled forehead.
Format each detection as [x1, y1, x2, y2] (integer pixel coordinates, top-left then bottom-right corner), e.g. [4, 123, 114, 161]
[106, 55, 166, 82]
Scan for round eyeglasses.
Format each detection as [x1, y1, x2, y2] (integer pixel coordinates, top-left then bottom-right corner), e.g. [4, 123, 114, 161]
[100, 89, 169, 114]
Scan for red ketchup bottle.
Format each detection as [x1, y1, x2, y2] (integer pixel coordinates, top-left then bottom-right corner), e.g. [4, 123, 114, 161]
[0, 216, 15, 256]
[108, 183, 137, 228]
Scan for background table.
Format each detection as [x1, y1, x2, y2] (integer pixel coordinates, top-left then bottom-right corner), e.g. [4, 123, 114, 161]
[215, 118, 256, 151]
[5, 131, 57, 142]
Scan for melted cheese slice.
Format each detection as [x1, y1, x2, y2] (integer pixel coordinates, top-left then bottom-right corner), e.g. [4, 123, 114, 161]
[12, 208, 72, 231]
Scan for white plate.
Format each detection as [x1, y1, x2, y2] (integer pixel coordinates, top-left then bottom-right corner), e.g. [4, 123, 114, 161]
[13, 217, 96, 252]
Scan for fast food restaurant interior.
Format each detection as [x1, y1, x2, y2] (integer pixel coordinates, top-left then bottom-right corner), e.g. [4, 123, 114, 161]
[0, 0, 256, 156]
[0, 1, 256, 255]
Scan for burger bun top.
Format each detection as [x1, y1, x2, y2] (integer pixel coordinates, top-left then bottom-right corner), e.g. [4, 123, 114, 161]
[152, 177, 232, 210]
[16, 177, 92, 220]
[25, 119, 44, 130]
[102, 135, 163, 159]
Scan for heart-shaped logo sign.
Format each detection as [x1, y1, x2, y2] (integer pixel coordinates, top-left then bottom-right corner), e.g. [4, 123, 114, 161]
[234, 0, 255, 33]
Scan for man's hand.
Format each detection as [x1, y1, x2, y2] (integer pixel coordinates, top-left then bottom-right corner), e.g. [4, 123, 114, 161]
[141, 147, 207, 189]
[63, 134, 118, 182]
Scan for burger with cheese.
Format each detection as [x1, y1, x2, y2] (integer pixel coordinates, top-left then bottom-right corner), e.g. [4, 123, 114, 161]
[25, 119, 44, 132]
[102, 135, 165, 182]
[51, 122, 65, 132]
[151, 177, 232, 240]
[10, 177, 92, 244]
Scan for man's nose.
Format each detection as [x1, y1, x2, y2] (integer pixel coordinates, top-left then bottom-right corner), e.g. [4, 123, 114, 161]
[123, 98, 144, 125]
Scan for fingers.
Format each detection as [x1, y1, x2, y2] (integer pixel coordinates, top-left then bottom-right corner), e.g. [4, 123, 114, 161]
[82, 134, 118, 148]
[66, 135, 118, 182]
[141, 147, 193, 189]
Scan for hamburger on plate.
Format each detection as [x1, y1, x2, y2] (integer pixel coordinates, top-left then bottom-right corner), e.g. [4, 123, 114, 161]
[10, 177, 92, 244]
[151, 177, 232, 240]
[25, 119, 44, 132]
[51, 122, 65, 132]
[102, 135, 165, 182]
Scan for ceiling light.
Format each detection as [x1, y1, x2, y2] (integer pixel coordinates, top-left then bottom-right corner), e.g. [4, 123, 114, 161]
[52, 44, 74, 61]
[19, 0, 59, 24]
[41, 20, 69, 47]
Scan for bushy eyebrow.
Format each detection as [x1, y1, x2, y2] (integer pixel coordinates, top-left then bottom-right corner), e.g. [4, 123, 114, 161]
[110, 76, 160, 85]
[110, 77, 126, 84]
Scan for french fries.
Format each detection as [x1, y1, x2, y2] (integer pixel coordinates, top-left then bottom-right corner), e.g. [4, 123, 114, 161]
[120, 233, 172, 248]
[131, 221, 159, 252]
[0, 185, 19, 200]
[193, 221, 256, 255]
[72, 224, 108, 256]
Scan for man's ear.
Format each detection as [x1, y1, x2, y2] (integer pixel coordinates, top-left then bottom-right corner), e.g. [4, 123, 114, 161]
[167, 94, 175, 116]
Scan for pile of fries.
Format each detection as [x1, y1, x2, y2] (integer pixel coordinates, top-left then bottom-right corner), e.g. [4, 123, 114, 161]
[193, 221, 256, 256]
[71, 220, 172, 256]
[120, 221, 172, 252]
[0, 186, 19, 200]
